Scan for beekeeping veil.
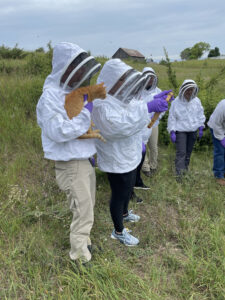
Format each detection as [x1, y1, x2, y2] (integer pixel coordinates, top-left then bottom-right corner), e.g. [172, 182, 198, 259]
[43, 42, 101, 92]
[179, 79, 199, 101]
[142, 67, 158, 92]
[97, 59, 150, 104]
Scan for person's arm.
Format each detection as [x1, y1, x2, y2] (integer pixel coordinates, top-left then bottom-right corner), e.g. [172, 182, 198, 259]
[196, 98, 206, 127]
[92, 102, 149, 140]
[167, 102, 176, 133]
[37, 100, 92, 143]
[212, 108, 225, 141]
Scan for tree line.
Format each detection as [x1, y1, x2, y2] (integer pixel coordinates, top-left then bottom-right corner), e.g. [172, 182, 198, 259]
[180, 42, 221, 60]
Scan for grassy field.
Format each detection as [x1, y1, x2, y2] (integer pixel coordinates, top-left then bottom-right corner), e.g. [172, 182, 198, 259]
[0, 56, 225, 299]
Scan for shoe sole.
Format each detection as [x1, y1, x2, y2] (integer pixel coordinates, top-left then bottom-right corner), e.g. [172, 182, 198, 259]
[110, 234, 139, 246]
[123, 219, 140, 222]
[134, 187, 150, 190]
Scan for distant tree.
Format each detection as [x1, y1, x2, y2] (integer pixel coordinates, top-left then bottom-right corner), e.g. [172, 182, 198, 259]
[189, 42, 210, 59]
[47, 41, 53, 52]
[35, 47, 45, 53]
[180, 48, 192, 60]
[180, 42, 210, 60]
[159, 59, 167, 66]
[208, 47, 220, 57]
[0, 43, 27, 59]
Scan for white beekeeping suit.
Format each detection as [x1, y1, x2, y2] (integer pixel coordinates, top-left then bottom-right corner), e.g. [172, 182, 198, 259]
[36, 42, 101, 161]
[92, 59, 150, 173]
[208, 99, 225, 140]
[139, 67, 162, 144]
[167, 79, 205, 133]
[36, 42, 102, 263]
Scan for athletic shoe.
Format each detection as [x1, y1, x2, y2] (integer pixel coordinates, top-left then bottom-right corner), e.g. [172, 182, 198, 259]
[111, 228, 139, 246]
[134, 183, 150, 190]
[131, 192, 143, 204]
[142, 170, 151, 177]
[123, 210, 140, 222]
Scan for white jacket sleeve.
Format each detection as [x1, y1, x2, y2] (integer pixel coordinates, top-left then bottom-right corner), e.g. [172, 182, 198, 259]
[196, 98, 206, 127]
[44, 109, 91, 143]
[167, 102, 176, 133]
[37, 98, 91, 143]
[92, 102, 149, 140]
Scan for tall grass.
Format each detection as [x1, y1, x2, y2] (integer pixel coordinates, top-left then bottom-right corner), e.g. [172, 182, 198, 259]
[0, 55, 225, 299]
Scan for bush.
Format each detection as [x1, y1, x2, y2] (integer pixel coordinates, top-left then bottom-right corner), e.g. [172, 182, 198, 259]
[0, 44, 28, 59]
[25, 52, 52, 77]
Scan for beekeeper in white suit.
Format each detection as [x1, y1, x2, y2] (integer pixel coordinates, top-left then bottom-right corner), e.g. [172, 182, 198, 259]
[140, 67, 163, 178]
[92, 59, 170, 246]
[167, 79, 205, 179]
[36, 42, 102, 263]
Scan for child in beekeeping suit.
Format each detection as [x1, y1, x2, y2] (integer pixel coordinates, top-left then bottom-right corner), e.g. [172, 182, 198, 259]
[167, 79, 206, 180]
[208, 99, 225, 186]
[36, 42, 106, 264]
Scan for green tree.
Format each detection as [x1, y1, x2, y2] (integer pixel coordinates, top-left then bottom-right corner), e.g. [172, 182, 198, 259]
[208, 47, 220, 57]
[180, 42, 210, 60]
[180, 47, 192, 60]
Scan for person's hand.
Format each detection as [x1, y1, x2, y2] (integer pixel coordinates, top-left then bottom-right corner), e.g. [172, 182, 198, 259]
[220, 137, 225, 148]
[154, 90, 172, 99]
[83, 94, 93, 113]
[154, 90, 174, 101]
[170, 131, 176, 143]
[142, 143, 146, 154]
[198, 126, 204, 139]
[147, 97, 168, 113]
[89, 156, 95, 167]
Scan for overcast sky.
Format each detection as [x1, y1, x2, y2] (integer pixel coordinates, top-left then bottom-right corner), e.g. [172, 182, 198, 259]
[1, 0, 225, 61]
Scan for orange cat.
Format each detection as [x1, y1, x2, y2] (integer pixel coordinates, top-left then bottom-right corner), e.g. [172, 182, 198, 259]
[64, 83, 106, 141]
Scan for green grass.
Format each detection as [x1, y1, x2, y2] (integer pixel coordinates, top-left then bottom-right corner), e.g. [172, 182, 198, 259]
[0, 57, 225, 299]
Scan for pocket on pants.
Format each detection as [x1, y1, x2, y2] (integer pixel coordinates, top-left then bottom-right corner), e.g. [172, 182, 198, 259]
[55, 162, 78, 192]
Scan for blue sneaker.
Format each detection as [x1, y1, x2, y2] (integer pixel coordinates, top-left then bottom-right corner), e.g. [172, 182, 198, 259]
[123, 210, 140, 222]
[111, 228, 139, 246]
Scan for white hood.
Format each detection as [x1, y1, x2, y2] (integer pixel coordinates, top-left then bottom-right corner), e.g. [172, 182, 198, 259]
[43, 42, 86, 91]
[142, 67, 156, 74]
[97, 58, 132, 93]
[36, 42, 97, 161]
[178, 79, 199, 102]
[142, 67, 158, 91]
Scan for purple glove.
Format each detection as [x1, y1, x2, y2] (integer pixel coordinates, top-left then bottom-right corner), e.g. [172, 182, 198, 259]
[199, 126, 204, 139]
[220, 137, 225, 148]
[147, 97, 168, 113]
[83, 94, 93, 113]
[142, 143, 146, 154]
[89, 156, 95, 167]
[170, 131, 176, 143]
[154, 90, 174, 102]
[170, 94, 175, 102]
[154, 90, 172, 98]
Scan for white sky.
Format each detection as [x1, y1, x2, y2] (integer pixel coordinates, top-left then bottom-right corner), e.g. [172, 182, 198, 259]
[1, 0, 225, 61]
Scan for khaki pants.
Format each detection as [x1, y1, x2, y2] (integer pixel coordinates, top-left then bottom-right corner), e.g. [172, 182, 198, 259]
[142, 126, 158, 172]
[55, 159, 96, 262]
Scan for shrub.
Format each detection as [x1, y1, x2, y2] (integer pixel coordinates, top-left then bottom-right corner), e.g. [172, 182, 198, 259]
[25, 52, 52, 77]
[0, 44, 28, 59]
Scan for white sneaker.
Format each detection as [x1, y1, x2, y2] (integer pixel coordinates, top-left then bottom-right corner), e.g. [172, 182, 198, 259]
[111, 228, 139, 246]
[123, 210, 140, 222]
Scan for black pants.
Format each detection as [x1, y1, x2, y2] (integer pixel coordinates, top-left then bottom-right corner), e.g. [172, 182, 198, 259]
[175, 131, 197, 175]
[135, 152, 146, 186]
[107, 168, 137, 232]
